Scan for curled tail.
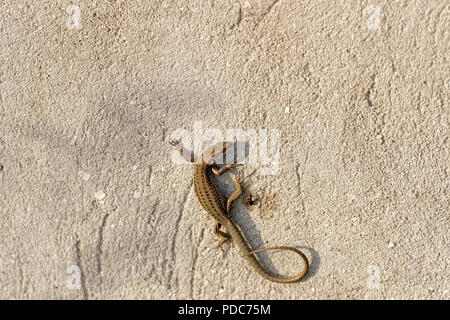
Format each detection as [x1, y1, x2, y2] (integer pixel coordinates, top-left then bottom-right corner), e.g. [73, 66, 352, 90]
[248, 246, 309, 283]
[226, 220, 309, 283]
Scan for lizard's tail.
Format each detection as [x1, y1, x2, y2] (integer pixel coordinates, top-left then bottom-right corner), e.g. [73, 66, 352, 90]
[248, 246, 309, 283]
[227, 220, 309, 283]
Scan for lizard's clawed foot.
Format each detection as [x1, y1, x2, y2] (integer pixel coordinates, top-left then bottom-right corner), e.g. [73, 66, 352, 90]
[234, 169, 257, 191]
[234, 170, 244, 185]
[243, 193, 259, 208]
[214, 223, 230, 252]
[216, 236, 231, 253]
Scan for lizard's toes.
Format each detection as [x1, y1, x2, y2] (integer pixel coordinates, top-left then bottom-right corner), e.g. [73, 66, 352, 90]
[217, 237, 230, 252]
[234, 170, 244, 184]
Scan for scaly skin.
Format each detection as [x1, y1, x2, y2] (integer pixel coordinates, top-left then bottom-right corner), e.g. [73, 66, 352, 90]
[170, 140, 309, 283]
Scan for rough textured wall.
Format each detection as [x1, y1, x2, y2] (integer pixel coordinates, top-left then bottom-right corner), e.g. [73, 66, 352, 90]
[0, 0, 448, 299]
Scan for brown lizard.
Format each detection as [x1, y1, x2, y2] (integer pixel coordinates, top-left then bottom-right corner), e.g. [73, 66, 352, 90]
[169, 139, 309, 283]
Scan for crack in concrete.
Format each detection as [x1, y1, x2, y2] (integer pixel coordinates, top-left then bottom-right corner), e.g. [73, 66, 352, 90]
[146, 165, 153, 187]
[169, 181, 192, 289]
[1, 167, 5, 203]
[189, 227, 203, 299]
[230, 6, 242, 30]
[365, 74, 376, 107]
[96, 213, 110, 275]
[295, 163, 306, 212]
[171, 183, 192, 259]
[253, 0, 280, 30]
[147, 199, 160, 227]
[75, 238, 88, 299]
[16, 256, 24, 295]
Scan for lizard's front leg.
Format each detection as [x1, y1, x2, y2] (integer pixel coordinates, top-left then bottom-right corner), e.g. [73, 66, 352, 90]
[226, 170, 256, 214]
[169, 139, 197, 163]
[211, 163, 241, 176]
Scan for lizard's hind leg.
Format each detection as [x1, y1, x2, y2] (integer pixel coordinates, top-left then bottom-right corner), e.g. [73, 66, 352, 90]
[214, 222, 230, 250]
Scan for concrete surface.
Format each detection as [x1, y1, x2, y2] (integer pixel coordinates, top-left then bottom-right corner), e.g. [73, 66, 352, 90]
[0, 0, 449, 299]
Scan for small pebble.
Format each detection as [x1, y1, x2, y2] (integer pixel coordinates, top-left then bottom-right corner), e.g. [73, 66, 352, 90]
[285, 106, 290, 113]
[78, 171, 90, 181]
[388, 241, 395, 248]
[95, 191, 106, 200]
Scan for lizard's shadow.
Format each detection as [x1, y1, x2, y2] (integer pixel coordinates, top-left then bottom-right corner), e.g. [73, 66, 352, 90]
[215, 141, 319, 280]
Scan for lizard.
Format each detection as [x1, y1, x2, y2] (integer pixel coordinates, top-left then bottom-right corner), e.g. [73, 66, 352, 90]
[169, 139, 309, 283]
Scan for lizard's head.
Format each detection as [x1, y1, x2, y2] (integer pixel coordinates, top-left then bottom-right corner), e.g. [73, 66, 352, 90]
[203, 141, 235, 165]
